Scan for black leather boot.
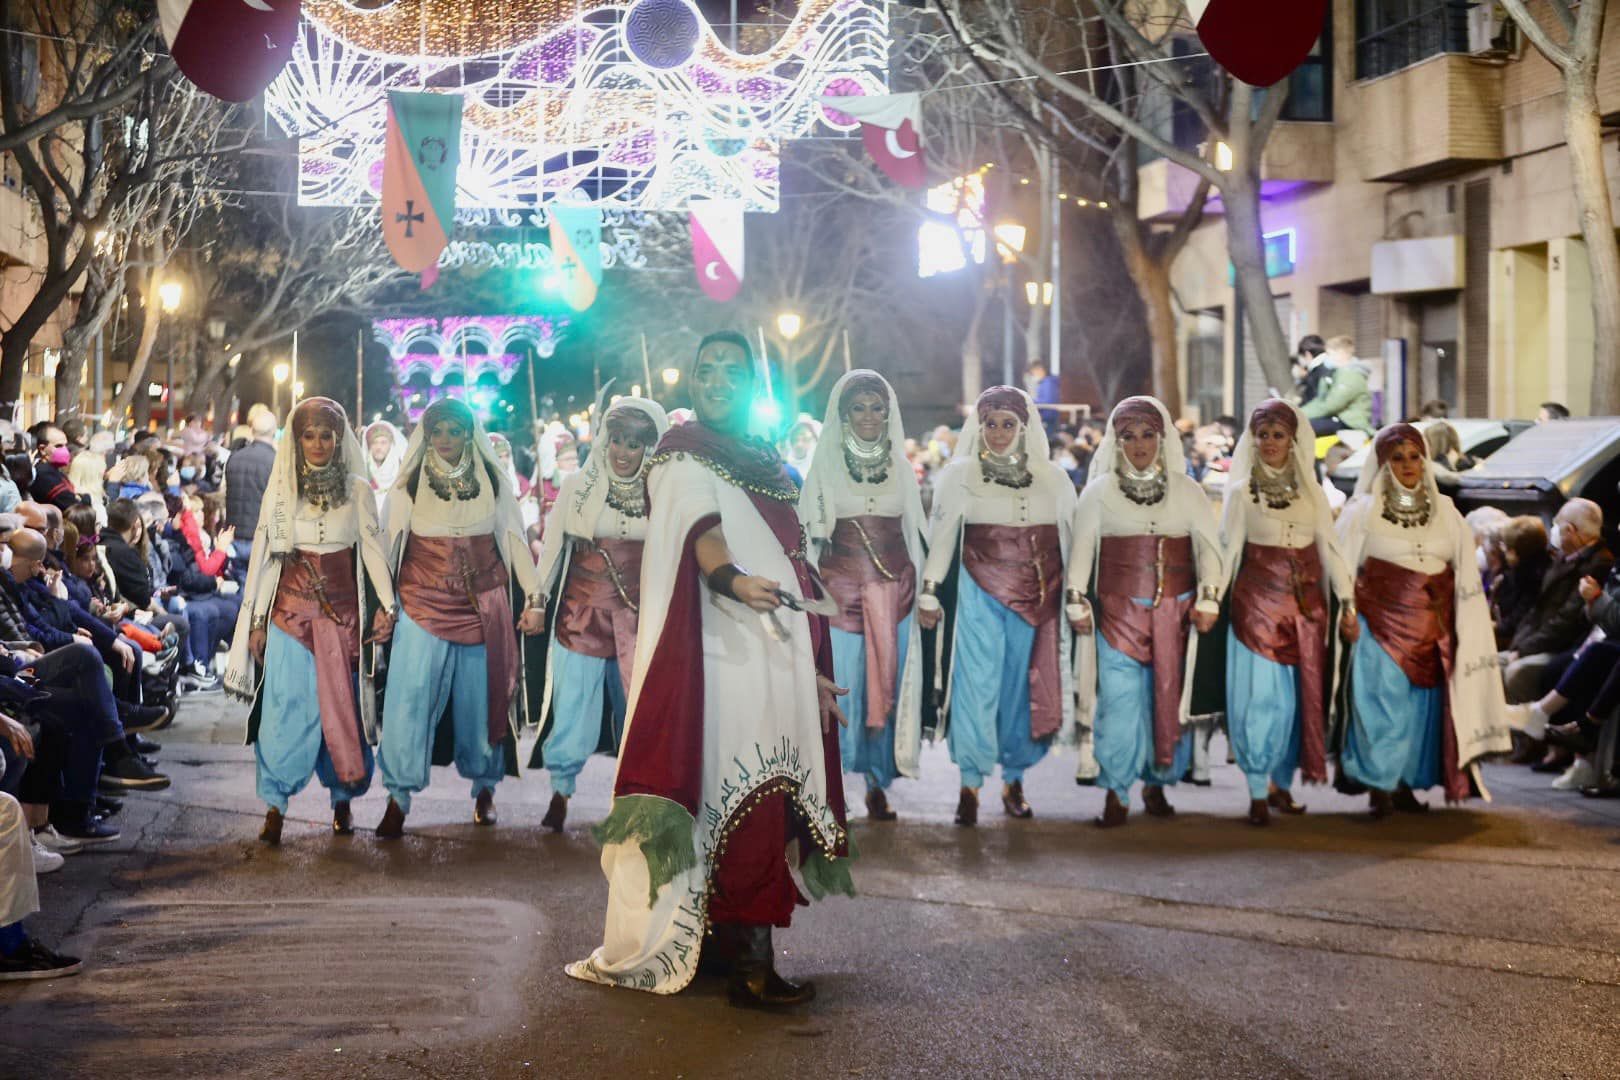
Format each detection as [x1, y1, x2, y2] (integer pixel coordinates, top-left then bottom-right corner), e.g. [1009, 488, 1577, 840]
[541, 793, 567, 832]
[727, 925, 816, 1010]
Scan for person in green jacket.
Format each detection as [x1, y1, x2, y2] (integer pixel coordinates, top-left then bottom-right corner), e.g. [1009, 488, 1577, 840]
[1300, 336, 1374, 436]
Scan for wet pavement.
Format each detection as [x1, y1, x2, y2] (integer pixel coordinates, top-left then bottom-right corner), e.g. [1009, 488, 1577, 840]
[4, 697, 1619, 1079]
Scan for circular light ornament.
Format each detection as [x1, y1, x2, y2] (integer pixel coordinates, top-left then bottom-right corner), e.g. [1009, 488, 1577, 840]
[626, 0, 702, 71]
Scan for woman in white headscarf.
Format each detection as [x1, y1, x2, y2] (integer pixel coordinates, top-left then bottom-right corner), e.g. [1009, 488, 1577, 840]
[364, 420, 406, 510]
[1068, 396, 1224, 828]
[917, 386, 1074, 826]
[223, 397, 397, 846]
[528, 397, 668, 832]
[799, 371, 927, 821]
[782, 414, 820, 485]
[374, 398, 545, 838]
[1221, 400, 1355, 826]
[1334, 423, 1510, 817]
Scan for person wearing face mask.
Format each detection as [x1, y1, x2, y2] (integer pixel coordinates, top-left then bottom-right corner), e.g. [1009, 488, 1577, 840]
[1068, 397, 1224, 828]
[374, 399, 545, 839]
[569, 331, 850, 1009]
[1334, 424, 1510, 817]
[1220, 401, 1357, 826]
[799, 371, 927, 822]
[1497, 500, 1612, 708]
[223, 398, 397, 845]
[919, 386, 1076, 826]
[527, 397, 668, 833]
[24, 424, 82, 512]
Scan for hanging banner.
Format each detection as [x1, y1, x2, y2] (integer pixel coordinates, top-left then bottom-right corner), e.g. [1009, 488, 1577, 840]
[1187, 0, 1327, 88]
[548, 205, 604, 312]
[818, 90, 925, 189]
[382, 91, 463, 274]
[158, 0, 301, 103]
[689, 200, 744, 302]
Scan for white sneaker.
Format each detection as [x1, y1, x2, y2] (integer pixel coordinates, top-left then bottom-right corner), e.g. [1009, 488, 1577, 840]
[1552, 758, 1599, 791]
[31, 838, 65, 875]
[32, 825, 83, 856]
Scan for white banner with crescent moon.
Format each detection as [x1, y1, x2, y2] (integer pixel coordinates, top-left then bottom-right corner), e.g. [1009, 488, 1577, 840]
[817, 90, 925, 189]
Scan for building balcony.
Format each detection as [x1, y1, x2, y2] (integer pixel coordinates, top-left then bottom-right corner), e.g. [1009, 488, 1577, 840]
[1136, 121, 1335, 222]
[1347, 52, 1503, 182]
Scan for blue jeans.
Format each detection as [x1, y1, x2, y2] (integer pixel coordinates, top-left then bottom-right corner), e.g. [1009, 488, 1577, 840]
[176, 593, 239, 668]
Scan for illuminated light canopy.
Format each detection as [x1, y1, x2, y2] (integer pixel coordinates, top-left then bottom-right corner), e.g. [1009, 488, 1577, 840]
[266, 0, 891, 212]
[374, 315, 569, 386]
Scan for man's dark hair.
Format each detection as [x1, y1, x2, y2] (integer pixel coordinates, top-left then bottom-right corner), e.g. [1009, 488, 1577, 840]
[1419, 399, 1450, 418]
[60, 417, 86, 446]
[1540, 401, 1570, 420]
[1297, 334, 1326, 359]
[1028, 359, 1048, 375]
[26, 420, 57, 447]
[106, 498, 142, 536]
[695, 330, 754, 368]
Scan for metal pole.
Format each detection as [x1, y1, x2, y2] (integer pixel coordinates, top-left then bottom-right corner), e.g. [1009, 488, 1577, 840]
[1048, 148, 1062, 375]
[1002, 277, 1015, 386]
[730, 0, 738, 50]
[356, 328, 364, 422]
[291, 330, 299, 408]
[166, 347, 174, 433]
[93, 330, 104, 420]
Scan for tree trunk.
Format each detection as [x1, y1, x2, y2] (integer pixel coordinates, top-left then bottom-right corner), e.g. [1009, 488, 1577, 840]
[54, 269, 126, 425]
[1113, 212, 1181, 415]
[111, 277, 161, 418]
[1222, 171, 1292, 397]
[1567, 65, 1620, 412]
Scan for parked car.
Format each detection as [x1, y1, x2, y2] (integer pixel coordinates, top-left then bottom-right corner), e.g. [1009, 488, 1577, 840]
[1328, 418, 1528, 497]
[1453, 417, 1620, 537]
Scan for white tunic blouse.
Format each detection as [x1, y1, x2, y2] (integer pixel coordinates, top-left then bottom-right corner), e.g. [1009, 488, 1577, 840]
[1231, 491, 1356, 600]
[1067, 474, 1224, 612]
[921, 476, 1064, 584]
[1361, 508, 1452, 576]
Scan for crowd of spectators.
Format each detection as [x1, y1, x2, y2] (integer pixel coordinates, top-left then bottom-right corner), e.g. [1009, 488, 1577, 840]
[0, 410, 260, 980]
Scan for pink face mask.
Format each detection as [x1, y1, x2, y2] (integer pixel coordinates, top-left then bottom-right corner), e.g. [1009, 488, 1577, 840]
[48, 446, 71, 467]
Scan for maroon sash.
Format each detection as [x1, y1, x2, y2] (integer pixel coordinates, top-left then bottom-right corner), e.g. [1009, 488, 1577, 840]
[962, 523, 1063, 740]
[1231, 542, 1328, 783]
[271, 548, 364, 783]
[820, 516, 914, 730]
[557, 537, 642, 679]
[1096, 534, 1196, 768]
[398, 533, 516, 746]
[1357, 556, 1469, 801]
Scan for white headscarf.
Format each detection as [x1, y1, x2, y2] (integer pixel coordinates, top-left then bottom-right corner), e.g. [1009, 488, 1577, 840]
[262, 398, 369, 557]
[953, 386, 1067, 502]
[363, 420, 406, 494]
[1352, 423, 1441, 507]
[559, 398, 669, 543]
[1084, 395, 1187, 486]
[384, 399, 531, 585]
[799, 369, 925, 552]
[1221, 399, 1335, 548]
[783, 415, 821, 479]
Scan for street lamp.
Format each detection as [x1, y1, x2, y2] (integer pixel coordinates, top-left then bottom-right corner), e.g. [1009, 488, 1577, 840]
[1025, 281, 1054, 307]
[993, 222, 1026, 263]
[661, 366, 681, 387]
[272, 361, 290, 417]
[157, 280, 183, 313]
[775, 311, 802, 341]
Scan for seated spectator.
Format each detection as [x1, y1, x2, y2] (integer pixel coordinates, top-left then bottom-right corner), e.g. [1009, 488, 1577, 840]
[0, 787, 82, 981]
[1491, 516, 1551, 649]
[1500, 500, 1612, 707]
[99, 500, 207, 692]
[25, 423, 82, 511]
[67, 445, 108, 522]
[178, 452, 213, 494]
[106, 452, 154, 502]
[1465, 506, 1510, 597]
[165, 493, 241, 681]
[1293, 334, 1329, 406]
[1508, 552, 1620, 794]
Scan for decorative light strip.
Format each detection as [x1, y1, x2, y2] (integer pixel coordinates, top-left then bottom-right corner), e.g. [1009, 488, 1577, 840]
[266, 0, 890, 212]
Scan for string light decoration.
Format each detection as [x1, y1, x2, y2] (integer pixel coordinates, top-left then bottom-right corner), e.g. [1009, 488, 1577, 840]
[266, 0, 890, 212]
[378, 315, 567, 423]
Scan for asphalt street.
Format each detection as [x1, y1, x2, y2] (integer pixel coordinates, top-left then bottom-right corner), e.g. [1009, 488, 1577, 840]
[3, 696, 1618, 1079]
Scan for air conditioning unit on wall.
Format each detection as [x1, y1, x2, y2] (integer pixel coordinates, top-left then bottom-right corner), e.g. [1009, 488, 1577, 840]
[1467, 3, 1515, 56]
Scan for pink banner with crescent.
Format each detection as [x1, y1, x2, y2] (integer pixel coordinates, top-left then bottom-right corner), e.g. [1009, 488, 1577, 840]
[689, 200, 744, 302]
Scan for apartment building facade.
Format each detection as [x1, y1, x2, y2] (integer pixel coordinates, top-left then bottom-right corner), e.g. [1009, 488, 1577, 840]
[1143, 0, 1620, 423]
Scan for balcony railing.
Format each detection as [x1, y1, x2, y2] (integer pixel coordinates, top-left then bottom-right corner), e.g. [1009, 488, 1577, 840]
[1354, 1, 1473, 81]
